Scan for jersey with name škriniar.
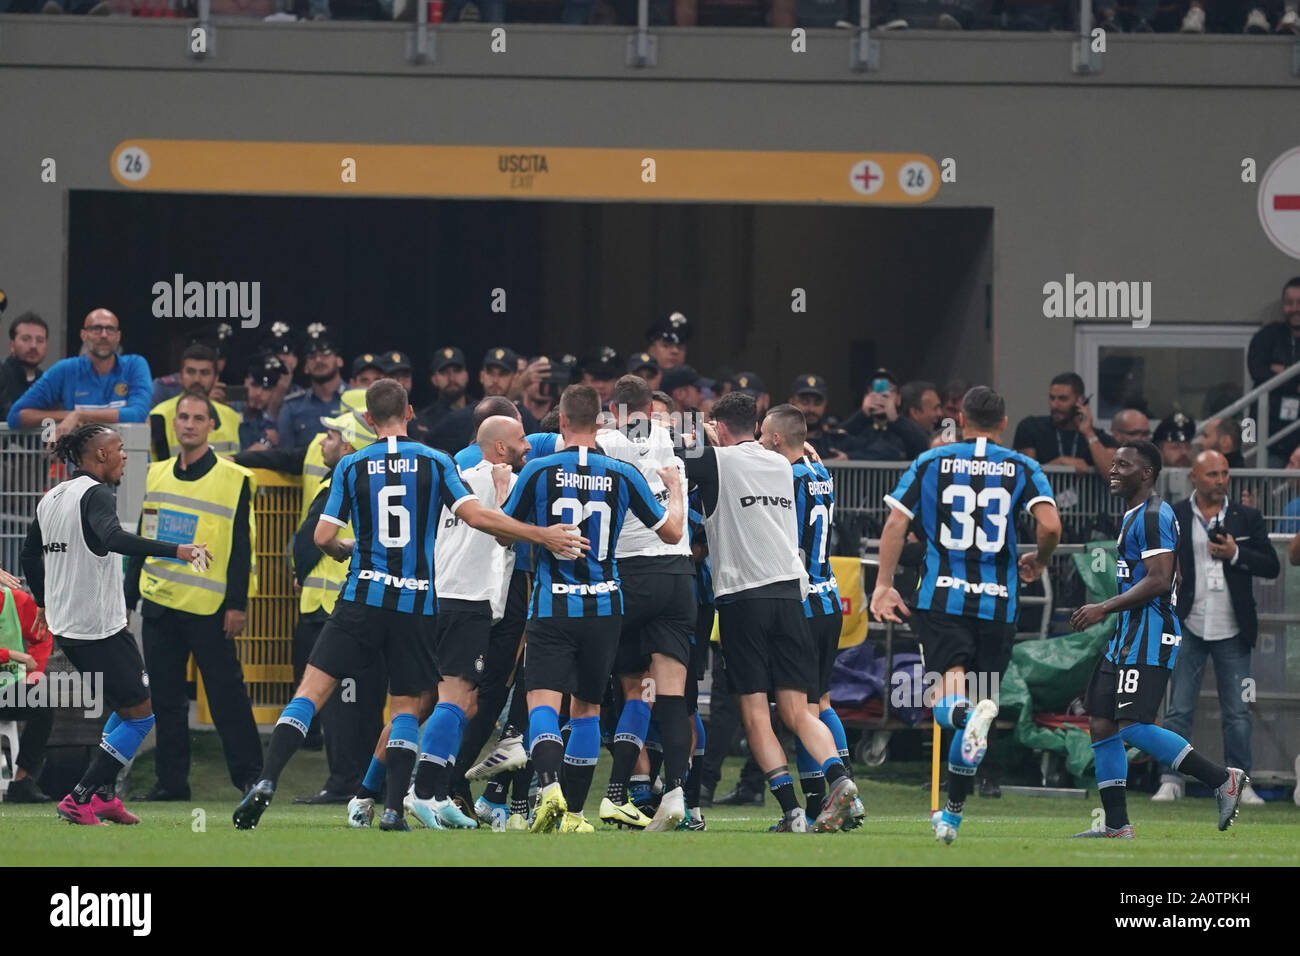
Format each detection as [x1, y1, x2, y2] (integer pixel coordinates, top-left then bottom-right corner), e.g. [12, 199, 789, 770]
[1106, 495, 1182, 669]
[322, 435, 474, 614]
[503, 444, 667, 619]
[885, 437, 1054, 622]
[793, 456, 840, 617]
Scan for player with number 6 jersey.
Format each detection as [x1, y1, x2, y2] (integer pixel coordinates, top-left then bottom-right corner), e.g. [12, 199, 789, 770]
[871, 386, 1061, 845]
[234, 380, 588, 832]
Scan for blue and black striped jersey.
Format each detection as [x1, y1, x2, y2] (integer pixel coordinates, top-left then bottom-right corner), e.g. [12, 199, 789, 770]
[322, 435, 473, 614]
[688, 489, 713, 607]
[1106, 495, 1182, 669]
[885, 437, 1055, 623]
[793, 456, 840, 618]
[503, 444, 667, 619]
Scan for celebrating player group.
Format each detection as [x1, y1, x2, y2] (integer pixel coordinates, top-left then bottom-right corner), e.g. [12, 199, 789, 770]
[24, 375, 1246, 840]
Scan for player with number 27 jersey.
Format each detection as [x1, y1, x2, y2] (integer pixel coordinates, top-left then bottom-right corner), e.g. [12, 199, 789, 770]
[504, 444, 667, 619]
[885, 436, 1054, 623]
[794, 456, 839, 617]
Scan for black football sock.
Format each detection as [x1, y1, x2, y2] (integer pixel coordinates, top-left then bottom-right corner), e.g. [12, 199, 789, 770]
[647, 745, 665, 787]
[511, 761, 534, 802]
[413, 759, 452, 802]
[1175, 749, 1230, 790]
[72, 750, 125, 805]
[384, 718, 420, 816]
[684, 766, 703, 810]
[767, 768, 800, 815]
[946, 772, 974, 816]
[262, 723, 309, 788]
[561, 761, 595, 814]
[950, 704, 970, 729]
[801, 773, 827, 819]
[483, 778, 509, 804]
[654, 695, 691, 794]
[531, 741, 563, 790]
[1100, 783, 1129, 830]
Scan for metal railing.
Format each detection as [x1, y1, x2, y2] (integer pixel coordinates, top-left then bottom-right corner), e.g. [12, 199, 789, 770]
[0, 423, 149, 581]
[1194, 359, 1300, 465]
[830, 459, 1300, 538]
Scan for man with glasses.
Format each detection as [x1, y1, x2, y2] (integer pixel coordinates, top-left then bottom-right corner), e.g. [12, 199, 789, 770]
[6, 308, 152, 438]
[275, 325, 346, 448]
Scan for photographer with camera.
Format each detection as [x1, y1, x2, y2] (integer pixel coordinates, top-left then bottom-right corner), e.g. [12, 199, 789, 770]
[1012, 371, 1117, 474]
[839, 368, 917, 462]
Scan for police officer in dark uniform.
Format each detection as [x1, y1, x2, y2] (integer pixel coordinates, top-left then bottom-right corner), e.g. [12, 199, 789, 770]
[627, 351, 661, 391]
[412, 346, 469, 446]
[349, 353, 386, 390]
[238, 353, 286, 451]
[427, 346, 521, 452]
[645, 311, 691, 371]
[276, 325, 346, 449]
[790, 374, 851, 461]
[380, 350, 414, 396]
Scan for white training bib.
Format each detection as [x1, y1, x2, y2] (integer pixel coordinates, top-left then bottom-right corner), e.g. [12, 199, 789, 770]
[596, 424, 690, 560]
[704, 443, 808, 599]
[434, 459, 516, 622]
[35, 475, 129, 641]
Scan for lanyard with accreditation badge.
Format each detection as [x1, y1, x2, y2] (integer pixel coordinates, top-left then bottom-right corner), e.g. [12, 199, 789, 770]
[1194, 507, 1227, 593]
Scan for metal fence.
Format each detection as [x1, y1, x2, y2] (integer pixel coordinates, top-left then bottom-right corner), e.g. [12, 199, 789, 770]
[830, 461, 1300, 541]
[2, 430, 1297, 776]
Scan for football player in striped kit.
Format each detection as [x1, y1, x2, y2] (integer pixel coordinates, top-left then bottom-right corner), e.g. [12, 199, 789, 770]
[1068, 440, 1246, 838]
[234, 380, 586, 831]
[871, 386, 1061, 844]
[502, 384, 685, 833]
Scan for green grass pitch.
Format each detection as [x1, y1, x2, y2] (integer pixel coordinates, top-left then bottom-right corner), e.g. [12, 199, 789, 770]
[3, 732, 1296, 866]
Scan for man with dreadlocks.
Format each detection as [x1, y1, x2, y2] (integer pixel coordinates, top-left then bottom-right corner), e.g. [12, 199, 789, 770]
[20, 422, 211, 826]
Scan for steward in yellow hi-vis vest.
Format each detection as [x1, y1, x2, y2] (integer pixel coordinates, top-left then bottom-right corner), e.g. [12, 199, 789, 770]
[149, 392, 243, 460]
[147, 346, 242, 460]
[299, 389, 367, 526]
[291, 408, 385, 796]
[124, 391, 264, 798]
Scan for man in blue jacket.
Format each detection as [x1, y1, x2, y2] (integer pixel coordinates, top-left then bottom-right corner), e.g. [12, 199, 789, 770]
[6, 309, 152, 439]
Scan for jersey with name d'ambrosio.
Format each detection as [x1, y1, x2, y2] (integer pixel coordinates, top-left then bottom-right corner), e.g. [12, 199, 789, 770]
[322, 435, 474, 614]
[503, 444, 667, 619]
[885, 436, 1054, 623]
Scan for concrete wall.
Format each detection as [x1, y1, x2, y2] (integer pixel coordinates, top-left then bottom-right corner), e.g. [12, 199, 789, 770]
[2, 18, 1298, 421]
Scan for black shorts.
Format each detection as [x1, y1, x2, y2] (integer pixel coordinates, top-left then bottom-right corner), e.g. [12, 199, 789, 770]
[913, 609, 1016, 678]
[807, 608, 844, 703]
[483, 570, 530, 690]
[1084, 656, 1171, 725]
[309, 599, 438, 698]
[685, 604, 714, 714]
[524, 614, 622, 704]
[56, 629, 151, 711]
[613, 570, 695, 675]
[716, 598, 816, 697]
[433, 598, 493, 685]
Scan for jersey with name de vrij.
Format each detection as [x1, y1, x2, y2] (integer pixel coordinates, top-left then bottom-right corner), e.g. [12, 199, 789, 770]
[322, 435, 473, 614]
